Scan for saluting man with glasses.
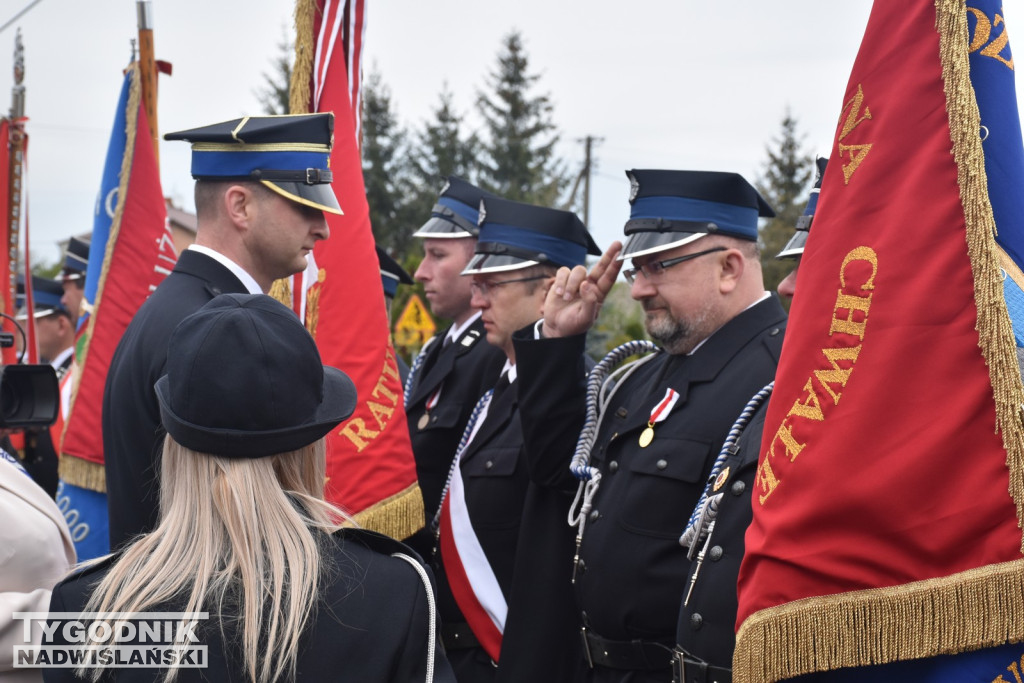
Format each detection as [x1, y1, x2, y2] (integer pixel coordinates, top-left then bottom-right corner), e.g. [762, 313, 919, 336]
[512, 170, 788, 683]
[432, 196, 601, 683]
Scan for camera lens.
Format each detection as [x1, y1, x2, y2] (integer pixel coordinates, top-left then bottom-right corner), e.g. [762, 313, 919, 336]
[0, 378, 21, 420]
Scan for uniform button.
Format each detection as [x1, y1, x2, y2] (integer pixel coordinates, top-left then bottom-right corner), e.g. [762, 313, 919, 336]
[731, 481, 746, 496]
[589, 509, 599, 522]
[656, 459, 668, 470]
[485, 461, 494, 470]
[709, 546, 723, 561]
[431, 414, 438, 423]
[616, 407, 628, 418]
[770, 327, 780, 336]
[608, 460, 619, 473]
[690, 613, 703, 630]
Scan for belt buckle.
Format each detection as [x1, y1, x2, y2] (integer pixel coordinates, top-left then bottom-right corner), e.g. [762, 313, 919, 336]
[671, 649, 685, 683]
[580, 628, 595, 669]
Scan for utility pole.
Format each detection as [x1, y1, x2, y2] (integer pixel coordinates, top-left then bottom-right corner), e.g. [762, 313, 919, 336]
[580, 135, 602, 225]
[566, 135, 603, 223]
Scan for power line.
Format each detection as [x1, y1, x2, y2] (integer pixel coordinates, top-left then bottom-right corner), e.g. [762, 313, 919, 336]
[0, 0, 44, 35]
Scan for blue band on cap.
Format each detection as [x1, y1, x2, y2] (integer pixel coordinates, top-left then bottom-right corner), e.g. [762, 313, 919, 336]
[191, 149, 330, 178]
[803, 192, 819, 216]
[435, 196, 480, 225]
[630, 196, 759, 239]
[479, 224, 587, 267]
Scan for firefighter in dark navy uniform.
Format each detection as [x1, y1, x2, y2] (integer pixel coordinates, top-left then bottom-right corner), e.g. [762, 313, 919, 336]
[513, 170, 787, 683]
[103, 114, 341, 549]
[434, 197, 600, 682]
[404, 177, 506, 559]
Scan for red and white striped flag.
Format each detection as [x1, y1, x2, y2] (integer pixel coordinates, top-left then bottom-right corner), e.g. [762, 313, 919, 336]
[289, 0, 423, 539]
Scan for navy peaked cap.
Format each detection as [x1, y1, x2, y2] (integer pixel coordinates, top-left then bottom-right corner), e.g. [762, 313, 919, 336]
[61, 237, 90, 280]
[620, 169, 774, 259]
[16, 275, 68, 320]
[377, 246, 413, 298]
[414, 175, 498, 238]
[463, 197, 600, 274]
[165, 113, 342, 215]
[777, 156, 828, 260]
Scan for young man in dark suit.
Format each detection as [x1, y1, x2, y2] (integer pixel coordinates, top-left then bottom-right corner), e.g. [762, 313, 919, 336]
[404, 177, 505, 558]
[102, 114, 340, 548]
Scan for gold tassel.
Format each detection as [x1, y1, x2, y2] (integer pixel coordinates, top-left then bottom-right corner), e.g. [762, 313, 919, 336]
[734, 2, 1024, 679]
[267, 277, 292, 307]
[58, 455, 107, 493]
[938, 0, 1024, 539]
[290, 0, 317, 116]
[351, 483, 425, 540]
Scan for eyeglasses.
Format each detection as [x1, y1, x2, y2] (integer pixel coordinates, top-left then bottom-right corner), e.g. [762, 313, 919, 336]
[622, 246, 728, 284]
[469, 275, 549, 298]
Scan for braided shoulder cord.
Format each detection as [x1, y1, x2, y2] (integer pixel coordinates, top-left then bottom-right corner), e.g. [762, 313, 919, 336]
[678, 381, 774, 557]
[403, 335, 438, 408]
[567, 340, 659, 581]
[429, 387, 494, 539]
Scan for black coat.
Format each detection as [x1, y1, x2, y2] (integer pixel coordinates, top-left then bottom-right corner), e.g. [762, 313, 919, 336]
[515, 297, 786, 681]
[102, 250, 249, 548]
[434, 366, 584, 683]
[675, 389, 771, 670]
[43, 529, 455, 683]
[405, 318, 505, 557]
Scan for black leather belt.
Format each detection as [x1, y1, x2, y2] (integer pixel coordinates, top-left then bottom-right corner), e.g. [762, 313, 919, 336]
[671, 648, 732, 683]
[580, 627, 674, 671]
[441, 622, 481, 650]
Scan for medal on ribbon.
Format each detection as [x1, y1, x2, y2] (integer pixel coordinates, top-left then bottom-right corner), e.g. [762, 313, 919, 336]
[419, 386, 442, 430]
[639, 387, 680, 447]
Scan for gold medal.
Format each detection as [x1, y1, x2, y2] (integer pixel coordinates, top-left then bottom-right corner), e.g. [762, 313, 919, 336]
[639, 426, 655, 448]
[418, 413, 430, 430]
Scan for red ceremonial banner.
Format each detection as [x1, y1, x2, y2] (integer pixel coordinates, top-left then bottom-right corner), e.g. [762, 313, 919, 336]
[734, 1, 1024, 680]
[291, 0, 423, 538]
[62, 64, 173, 478]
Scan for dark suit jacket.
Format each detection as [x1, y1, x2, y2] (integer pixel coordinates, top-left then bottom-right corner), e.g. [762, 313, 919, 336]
[43, 528, 455, 683]
[102, 250, 249, 548]
[405, 318, 505, 557]
[675, 387, 772, 669]
[515, 297, 787, 657]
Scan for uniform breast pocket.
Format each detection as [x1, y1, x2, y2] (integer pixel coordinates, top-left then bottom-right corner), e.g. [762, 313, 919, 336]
[618, 436, 712, 539]
[417, 400, 465, 432]
[462, 447, 525, 530]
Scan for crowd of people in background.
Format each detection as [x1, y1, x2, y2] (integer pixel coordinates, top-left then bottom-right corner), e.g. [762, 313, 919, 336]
[0, 111, 825, 683]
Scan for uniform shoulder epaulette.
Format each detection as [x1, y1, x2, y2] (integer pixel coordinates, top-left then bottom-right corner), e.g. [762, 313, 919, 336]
[456, 328, 483, 355]
[334, 527, 426, 563]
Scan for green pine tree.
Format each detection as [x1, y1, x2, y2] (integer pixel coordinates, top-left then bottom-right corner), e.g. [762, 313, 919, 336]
[756, 111, 814, 297]
[404, 85, 482, 229]
[362, 68, 418, 258]
[254, 29, 292, 115]
[476, 31, 568, 206]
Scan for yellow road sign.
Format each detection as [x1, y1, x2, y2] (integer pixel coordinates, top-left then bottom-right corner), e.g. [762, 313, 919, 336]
[394, 294, 436, 347]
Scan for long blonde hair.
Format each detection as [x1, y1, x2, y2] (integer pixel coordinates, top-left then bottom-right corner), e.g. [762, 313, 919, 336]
[80, 436, 349, 682]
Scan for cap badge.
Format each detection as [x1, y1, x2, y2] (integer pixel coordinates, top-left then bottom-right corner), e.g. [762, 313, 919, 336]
[628, 172, 640, 202]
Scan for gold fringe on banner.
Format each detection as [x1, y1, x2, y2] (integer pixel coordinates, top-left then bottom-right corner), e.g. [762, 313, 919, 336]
[290, 0, 316, 116]
[734, 559, 1024, 683]
[267, 276, 292, 308]
[61, 62, 142, 467]
[351, 482, 425, 540]
[59, 455, 107, 493]
[943, 0, 1024, 535]
[733, 2, 1024, 680]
